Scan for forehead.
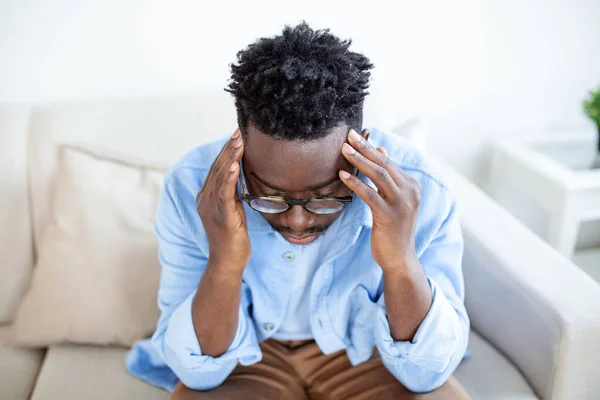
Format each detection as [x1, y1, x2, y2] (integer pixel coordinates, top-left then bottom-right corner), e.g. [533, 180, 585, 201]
[243, 124, 351, 192]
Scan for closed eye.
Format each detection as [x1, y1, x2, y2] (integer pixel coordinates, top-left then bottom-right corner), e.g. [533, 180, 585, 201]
[259, 183, 342, 198]
[260, 193, 285, 198]
[260, 190, 285, 197]
[317, 183, 345, 198]
[316, 191, 338, 198]
[261, 191, 337, 199]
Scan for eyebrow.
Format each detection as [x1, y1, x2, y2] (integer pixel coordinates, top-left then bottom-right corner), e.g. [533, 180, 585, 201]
[250, 172, 340, 193]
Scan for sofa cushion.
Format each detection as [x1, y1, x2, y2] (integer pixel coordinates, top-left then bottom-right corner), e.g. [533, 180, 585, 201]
[456, 330, 537, 399]
[27, 96, 237, 255]
[26, 330, 535, 400]
[30, 345, 169, 400]
[11, 146, 164, 348]
[0, 325, 45, 400]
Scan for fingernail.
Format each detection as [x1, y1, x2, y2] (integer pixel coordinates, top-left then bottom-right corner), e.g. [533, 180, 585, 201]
[232, 129, 241, 138]
[229, 162, 238, 172]
[348, 129, 361, 142]
[234, 136, 243, 148]
[343, 143, 356, 155]
[339, 170, 351, 179]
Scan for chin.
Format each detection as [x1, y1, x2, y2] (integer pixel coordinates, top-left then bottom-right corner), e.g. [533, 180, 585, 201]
[282, 232, 322, 245]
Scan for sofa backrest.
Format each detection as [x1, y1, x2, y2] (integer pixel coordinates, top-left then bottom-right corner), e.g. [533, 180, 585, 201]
[27, 94, 238, 252]
[1, 95, 237, 323]
[26, 95, 428, 253]
[1, 94, 425, 323]
[0, 106, 34, 322]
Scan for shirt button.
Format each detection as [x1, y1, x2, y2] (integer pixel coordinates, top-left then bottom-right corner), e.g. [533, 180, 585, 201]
[263, 323, 275, 331]
[283, 252, 295, 262]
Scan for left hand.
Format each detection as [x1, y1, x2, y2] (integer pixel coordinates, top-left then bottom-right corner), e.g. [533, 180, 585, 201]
[339, 128, 421, 273]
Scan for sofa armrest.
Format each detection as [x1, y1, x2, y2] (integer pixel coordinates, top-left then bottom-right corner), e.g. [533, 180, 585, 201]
[442, 161, 600, 400]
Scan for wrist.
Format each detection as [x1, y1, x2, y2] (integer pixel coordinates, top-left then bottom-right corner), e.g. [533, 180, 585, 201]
[381, 255, 420, 277]
[207, 258, 245, 280]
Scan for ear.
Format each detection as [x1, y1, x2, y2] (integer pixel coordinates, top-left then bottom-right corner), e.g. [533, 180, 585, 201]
[362, 128, 370, 141]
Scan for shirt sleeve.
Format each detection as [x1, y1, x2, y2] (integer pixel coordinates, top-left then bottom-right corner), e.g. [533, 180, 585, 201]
[150, 173, 262, 391]
[374, 193, 470, 393]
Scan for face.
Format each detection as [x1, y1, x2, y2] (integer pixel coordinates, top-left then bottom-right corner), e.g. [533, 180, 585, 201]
[242, 122, 369, 245]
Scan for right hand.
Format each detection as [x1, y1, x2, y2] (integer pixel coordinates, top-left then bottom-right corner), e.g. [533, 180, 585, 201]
[196, 128, 251, 272]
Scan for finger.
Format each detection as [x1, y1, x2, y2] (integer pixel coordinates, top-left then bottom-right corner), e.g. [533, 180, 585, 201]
[347, 129, 405, 188]
[339, 169, 387, 212]
[218, 142, 245, 215]
[214, 131, 245, 212]
[342, 141, 399, 202]
[374, 145, 419, 197]
[206, 128, 242, 194]
[213, 128, 241, 172]
[215, 133, 243, 184]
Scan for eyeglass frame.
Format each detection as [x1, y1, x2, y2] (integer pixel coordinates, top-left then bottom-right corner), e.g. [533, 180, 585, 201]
[237, 158, 359, 214]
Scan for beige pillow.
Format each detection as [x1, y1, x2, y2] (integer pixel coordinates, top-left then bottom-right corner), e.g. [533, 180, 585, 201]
[11, 146, 164, 347]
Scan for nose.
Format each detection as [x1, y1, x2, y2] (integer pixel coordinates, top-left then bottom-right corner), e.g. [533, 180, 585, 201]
[281, 204, 316, 234]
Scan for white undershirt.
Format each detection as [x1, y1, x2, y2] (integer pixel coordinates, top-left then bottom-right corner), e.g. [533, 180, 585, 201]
[271, 241, 322, 340]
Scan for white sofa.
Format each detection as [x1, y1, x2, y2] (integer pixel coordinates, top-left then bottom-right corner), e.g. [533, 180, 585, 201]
[1, 96, 600, 400]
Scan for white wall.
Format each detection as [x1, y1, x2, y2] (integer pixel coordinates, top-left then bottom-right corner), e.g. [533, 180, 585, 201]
[1, 0, 599, 184]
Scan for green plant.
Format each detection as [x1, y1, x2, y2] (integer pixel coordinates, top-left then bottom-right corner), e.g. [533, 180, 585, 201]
[583, 86, 600, 128]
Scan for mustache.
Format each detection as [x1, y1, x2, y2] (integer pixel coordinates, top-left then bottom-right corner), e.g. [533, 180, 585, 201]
[272, 224, 329, 236]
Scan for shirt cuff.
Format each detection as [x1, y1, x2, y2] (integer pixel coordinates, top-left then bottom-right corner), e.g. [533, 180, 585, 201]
[162, 290, 262, 372]
[374, 278, 465, 373]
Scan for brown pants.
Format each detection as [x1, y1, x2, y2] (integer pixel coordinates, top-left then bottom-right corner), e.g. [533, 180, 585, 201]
[171, 339, 470, 400]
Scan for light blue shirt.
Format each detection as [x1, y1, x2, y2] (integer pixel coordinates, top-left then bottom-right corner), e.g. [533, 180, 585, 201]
[271, 240, 322, 341]
[125, 127, 470, 394]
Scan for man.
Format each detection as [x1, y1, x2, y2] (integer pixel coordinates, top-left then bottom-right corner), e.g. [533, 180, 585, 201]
[127, 22, 470, 399]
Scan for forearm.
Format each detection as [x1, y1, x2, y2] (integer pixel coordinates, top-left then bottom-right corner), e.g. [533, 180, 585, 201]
[376, 272, 468, 393]
[383, 257, 432, 341]
[192, 259, 243, 357]
[157, 258, 261, 391]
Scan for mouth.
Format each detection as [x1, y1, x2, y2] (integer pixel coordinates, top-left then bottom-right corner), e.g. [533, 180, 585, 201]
[282, 233, 319, 245]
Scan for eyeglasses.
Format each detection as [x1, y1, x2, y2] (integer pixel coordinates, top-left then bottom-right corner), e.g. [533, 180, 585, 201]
[238, 159, 358, 215]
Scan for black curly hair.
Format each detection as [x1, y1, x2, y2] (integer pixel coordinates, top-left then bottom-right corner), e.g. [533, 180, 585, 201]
[225, 21, 374, 141]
